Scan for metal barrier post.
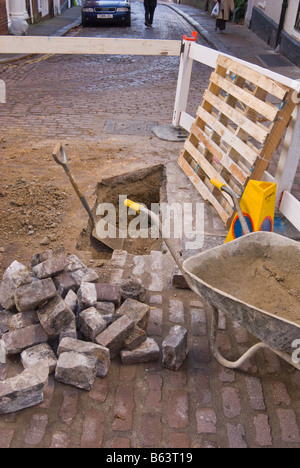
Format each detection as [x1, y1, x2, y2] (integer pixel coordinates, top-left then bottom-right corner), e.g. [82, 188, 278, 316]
[0, 80, 5, 103]
[172, 32, 197, 129]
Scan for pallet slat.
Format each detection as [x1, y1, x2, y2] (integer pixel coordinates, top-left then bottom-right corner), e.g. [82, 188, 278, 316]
[217, 55, 289, 100]
[196, 106, 258, 166]
[209, 72, 279, 121]
[202, 89, 269, 144]
[178, 56, 296, 226]
[178, 153, 230, 224]
[190, 122, 250, 185]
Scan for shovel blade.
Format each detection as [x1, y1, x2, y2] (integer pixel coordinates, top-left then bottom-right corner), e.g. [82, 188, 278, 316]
[92, 227, 125, 251]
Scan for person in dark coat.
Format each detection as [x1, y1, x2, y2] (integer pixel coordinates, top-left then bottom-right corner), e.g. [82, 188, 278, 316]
[214, 0, 235, 32]
[144, 0, 157, 27]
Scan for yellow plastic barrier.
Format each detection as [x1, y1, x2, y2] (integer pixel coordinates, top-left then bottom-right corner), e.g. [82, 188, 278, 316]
[225, 181, 277, 243]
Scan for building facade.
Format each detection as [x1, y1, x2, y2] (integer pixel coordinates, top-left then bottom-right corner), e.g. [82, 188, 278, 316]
[0, 0, 8, 34]
[246, 0, 300, 66]
[0, 0, 69, 34]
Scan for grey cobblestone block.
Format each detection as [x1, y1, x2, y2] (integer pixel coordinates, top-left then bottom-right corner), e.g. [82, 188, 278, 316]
[0, 261, 32, 310]
[162, 325, 188, 371]
[2, 324, 48, 356]
[55, 352, 97, 391]
[95, 315, 135, 358]
[190, 308, 207, 336]
[53, 271, 78, 298]
[58, 337, 110, 378]
[21, 343, 57, 374]
[95, 284, 121, 307]
[8, 310, 39, 331]
[0, 363, 49, 414]
[196, 409, 217, 434]
[77, 282, 97, 310]
[79, 307, 107, 342]
[14, 278, 57, 312]
[116, 298, 150, 330]
[227, 423, 248, 448]
[169, 299, 184, 323]
[120, 338, 159, 365]
[32, 247, 68, 279]
[37, 295, 75, 338]
[123, 325, 147, 351]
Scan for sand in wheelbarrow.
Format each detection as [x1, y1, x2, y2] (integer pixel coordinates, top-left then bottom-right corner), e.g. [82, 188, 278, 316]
[195, 244, 300, 325]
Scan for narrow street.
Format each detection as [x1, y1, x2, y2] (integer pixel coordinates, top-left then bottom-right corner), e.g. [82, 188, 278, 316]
[0, 1, 211, 270]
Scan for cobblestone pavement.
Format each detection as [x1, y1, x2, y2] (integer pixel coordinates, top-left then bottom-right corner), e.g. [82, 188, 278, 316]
[0, 2, 300, 449]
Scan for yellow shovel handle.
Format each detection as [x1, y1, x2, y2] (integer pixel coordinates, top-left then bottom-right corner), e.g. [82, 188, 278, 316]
[210, 178, 226, 191]
[124, 199, 143, 213]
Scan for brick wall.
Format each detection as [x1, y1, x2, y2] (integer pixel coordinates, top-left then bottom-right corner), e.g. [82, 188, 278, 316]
[0, 0, 8, 35]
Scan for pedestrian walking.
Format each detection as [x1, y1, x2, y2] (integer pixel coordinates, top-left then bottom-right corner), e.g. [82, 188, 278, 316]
[144, 0, 157, 27]
[214, 0, 235, 32]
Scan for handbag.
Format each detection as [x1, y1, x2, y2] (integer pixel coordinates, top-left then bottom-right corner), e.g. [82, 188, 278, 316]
[211, 2, 220, 17]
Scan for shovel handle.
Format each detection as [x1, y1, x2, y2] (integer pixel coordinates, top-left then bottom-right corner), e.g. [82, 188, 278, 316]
[52, 143, 95, 227]
[210, 179, 250, 235]
[124, 199, 143, 213]
[52, 142, 67, 167]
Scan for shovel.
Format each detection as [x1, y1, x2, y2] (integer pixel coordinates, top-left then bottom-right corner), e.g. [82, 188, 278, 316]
[52, 143, 124, 251]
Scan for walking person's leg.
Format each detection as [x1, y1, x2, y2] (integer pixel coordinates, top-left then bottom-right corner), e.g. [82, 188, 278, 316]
[149, 5, 156, 25]
[144, 0, 151, 26]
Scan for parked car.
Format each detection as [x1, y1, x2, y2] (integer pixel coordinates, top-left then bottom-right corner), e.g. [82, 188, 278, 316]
[81, 0, 131, 27]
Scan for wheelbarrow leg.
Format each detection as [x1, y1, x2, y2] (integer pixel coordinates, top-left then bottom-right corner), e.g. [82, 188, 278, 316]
[210, 307, 300, 371]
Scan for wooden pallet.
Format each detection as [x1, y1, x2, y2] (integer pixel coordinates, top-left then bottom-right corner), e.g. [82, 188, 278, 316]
[178, 55, 296, 226]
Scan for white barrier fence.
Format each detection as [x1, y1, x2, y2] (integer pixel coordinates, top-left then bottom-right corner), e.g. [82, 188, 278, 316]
[174, 36, 300, 231]
[0, 34, 299, 231]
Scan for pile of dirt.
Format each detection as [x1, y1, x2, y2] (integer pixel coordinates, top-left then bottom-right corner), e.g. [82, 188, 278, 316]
[0, 178, 69, 242]
[195, 245, 300, 325]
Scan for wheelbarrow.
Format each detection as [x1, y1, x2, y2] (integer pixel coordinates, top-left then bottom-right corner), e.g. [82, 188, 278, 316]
[124, 187, 300, 371]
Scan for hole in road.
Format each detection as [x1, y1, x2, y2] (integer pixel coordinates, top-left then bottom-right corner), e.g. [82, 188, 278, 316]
[76, 164, 166, 259]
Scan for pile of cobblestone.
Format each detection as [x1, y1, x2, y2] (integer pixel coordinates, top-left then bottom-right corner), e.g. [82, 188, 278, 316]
[0, 248, 188, 414]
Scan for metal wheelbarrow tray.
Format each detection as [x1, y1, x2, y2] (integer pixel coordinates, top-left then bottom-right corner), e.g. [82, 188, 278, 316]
[183, 231, 300, 370]
[124, 199, 300, 370]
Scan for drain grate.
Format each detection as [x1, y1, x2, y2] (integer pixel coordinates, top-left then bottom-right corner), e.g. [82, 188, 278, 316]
[257, 54, 292, 68]
[102, 119, 158, 136]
